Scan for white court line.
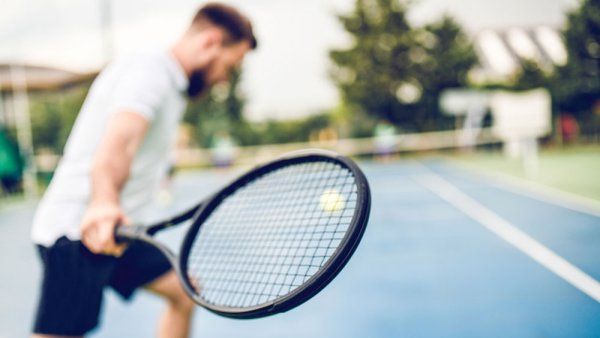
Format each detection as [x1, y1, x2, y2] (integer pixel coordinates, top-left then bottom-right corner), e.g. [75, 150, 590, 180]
[415, 172, 600, 303]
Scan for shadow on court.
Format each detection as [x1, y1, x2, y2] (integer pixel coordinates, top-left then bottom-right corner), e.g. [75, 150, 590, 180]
[1, 160, 599, 337]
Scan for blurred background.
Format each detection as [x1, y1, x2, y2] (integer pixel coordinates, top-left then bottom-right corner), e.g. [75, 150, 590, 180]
[1, 0, 599, 337]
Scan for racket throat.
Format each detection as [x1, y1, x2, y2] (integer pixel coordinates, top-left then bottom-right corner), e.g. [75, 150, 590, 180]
[114, 224, 148, 243]
[116, 224, 180, 272]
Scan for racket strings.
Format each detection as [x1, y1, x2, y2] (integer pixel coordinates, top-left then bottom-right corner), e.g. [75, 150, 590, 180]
[186, 161, 358, 309]
[197, 166, 354, 307]
[195, 177, 354, 306]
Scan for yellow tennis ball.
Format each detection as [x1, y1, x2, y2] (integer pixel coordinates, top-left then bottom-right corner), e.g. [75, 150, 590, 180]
[320, 189, 345, 212]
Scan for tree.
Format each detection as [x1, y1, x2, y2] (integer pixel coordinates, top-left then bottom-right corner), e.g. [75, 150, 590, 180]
[330, 0, 477, 131]
[417, 15, 478, 129]
[330, 0, 416, 129]
[29, 86, 89, 154]
[512, 59, 551, 91]
[553, 0, 600, 114]
[183, 70, 260, 147]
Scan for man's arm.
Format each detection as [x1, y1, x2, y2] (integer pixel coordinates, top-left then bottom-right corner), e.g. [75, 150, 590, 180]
[80, 111, 149, 255]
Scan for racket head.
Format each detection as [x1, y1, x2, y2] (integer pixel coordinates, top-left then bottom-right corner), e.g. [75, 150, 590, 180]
[178, 151, 370, 318]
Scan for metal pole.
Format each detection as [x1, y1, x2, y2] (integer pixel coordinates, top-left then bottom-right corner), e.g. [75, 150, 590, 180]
[10, 63, 38, 198]
[100, 0, 114, 64]
[0, 92, 5, 125]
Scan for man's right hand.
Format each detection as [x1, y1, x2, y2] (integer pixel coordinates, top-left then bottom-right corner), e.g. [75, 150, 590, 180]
[80, 201, 128, 256]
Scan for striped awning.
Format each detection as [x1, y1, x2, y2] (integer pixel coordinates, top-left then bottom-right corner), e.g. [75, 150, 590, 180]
[474, 26, 567, 78]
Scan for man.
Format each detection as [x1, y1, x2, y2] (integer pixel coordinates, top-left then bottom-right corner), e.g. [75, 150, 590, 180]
[30, 3, 257, 337]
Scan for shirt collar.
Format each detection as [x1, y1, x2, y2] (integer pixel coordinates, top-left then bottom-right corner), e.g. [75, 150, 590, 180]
[164, 50, 188, 93]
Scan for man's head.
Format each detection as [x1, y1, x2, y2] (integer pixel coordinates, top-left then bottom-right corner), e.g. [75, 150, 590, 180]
[174, 3, 257, 98]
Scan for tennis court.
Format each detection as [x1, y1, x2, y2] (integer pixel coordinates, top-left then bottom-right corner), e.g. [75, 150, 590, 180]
[1, 157, 598, 337]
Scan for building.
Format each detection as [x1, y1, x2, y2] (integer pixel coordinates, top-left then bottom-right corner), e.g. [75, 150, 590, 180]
[0, 63, 97, 127]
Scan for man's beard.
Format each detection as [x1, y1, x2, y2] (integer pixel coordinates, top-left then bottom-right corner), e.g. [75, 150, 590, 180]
[187, 70, 210, 99]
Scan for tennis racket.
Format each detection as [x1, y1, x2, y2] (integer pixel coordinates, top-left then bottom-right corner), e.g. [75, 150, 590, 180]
[115, 150, 371, 319]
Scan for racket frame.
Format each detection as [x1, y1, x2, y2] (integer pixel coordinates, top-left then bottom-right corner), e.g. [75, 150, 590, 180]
[116, 151, 370, 319]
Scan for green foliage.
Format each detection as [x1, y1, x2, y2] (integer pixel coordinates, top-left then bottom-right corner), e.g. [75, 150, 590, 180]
[330, 0, 415, 126]
[183, 71, 335, 146]
[335, 102, 379, 138]
[29, 85, 88, 154]
[184, 94, 231, 147]
[510, 59, 552, 91]
[330, 0, 477, 131]
[553, 0, 600, 114]
[27, 69, 332, 156]
[184, 70, 263, 147]
[418, 16, 478, 129]
[255, 114, 332, 145]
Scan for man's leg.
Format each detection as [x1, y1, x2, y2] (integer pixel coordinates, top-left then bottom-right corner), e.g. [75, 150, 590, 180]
[145, 270, 195, 338]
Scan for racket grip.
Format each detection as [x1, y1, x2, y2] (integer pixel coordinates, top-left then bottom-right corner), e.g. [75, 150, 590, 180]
[114, 224, 146, 244]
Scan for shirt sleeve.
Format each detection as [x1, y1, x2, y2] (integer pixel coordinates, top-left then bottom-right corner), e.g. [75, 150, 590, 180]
[107, 57, 170, 121]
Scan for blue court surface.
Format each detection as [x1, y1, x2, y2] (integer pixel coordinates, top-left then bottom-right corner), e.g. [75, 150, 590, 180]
[1, 159, 599, 337]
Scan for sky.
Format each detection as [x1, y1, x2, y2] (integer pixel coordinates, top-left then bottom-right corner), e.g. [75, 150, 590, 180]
[0, 0, 579, 120]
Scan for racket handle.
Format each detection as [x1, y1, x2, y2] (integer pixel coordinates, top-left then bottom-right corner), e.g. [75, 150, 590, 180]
[114, 224, 146, 244]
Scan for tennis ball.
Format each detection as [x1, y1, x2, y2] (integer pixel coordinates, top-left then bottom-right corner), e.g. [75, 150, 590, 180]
[320, 189, 345, 212]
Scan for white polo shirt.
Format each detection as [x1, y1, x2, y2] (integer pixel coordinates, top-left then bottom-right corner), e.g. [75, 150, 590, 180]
[31, 50, 188, 246]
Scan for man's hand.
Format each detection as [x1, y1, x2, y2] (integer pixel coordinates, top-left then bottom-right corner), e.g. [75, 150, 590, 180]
[82, 111, 149, 256]
[81, 201, 128, 256]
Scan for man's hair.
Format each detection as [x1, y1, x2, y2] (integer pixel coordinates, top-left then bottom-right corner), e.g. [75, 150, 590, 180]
[191, 3, 258, 49]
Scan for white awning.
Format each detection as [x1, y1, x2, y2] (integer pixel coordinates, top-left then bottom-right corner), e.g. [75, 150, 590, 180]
[477, 30, 518, 76]
[534, 26, 568, 66]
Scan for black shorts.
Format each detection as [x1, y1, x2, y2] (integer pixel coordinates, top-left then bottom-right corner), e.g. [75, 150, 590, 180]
[33, 236, 172, 336]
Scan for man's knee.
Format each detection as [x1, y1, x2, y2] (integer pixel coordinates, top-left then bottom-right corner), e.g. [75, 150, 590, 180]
[172, 291, 195, 313]
[166, 284, 195, 313]
[147, 271, 195, 313]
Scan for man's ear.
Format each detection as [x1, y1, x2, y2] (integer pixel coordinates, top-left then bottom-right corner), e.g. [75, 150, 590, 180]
[202, 27, 224, 50]
[194, 28, 223, 66]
